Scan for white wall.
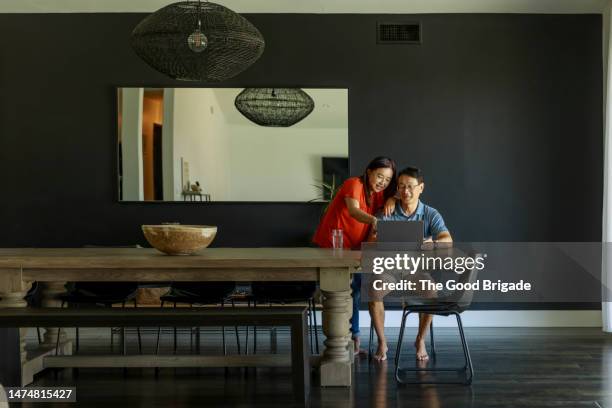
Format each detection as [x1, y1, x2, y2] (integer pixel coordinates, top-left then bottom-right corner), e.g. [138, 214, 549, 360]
[228, 126, 347, 201]
[120, 88, 144, 201]
[171, 88, 231, 201]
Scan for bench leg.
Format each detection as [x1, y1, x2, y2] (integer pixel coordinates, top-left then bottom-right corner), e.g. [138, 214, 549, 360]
[0, 270, 32, 386]
[0, 328, 22, 386]
[291, 315, 311, 406]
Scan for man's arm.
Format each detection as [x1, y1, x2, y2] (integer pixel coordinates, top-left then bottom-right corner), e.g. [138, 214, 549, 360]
[435, 230, 452, 242]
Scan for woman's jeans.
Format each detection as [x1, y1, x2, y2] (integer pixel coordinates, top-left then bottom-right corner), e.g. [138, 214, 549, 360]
[350, 273, 361, 337]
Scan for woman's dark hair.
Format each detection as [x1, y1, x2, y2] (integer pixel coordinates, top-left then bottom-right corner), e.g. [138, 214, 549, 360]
[362, 156, 397, 206]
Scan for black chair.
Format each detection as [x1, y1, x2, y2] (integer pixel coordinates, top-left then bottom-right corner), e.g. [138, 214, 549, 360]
[250, 282, 319, 355]
[394, 261, 479, 385]
[155, 282, 239, 355]
[55, 282, 141, 355]
[54, 245, 143, 356]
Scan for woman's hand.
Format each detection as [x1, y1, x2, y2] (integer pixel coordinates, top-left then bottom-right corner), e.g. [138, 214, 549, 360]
[371, 216, 378, 231]
[383, 197, 397, 216]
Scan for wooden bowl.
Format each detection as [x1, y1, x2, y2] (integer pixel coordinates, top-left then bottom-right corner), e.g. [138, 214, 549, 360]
[142, 224, 217, 255]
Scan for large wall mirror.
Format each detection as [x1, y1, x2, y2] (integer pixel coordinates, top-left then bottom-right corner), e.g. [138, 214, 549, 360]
[117, 87, 349, 202]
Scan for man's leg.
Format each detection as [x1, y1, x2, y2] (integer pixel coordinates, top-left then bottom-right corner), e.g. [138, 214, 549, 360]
[368, 301, 388, 360]
[415, 313, 433, 360]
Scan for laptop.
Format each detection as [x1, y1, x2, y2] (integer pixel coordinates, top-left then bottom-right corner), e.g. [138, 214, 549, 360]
[376, 220, 424, 250]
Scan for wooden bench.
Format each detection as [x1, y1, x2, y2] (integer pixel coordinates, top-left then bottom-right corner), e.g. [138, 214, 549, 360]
[0, 306, 310, 406]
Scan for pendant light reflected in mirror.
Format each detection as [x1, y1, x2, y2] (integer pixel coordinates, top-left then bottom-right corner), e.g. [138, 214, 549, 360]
[234, 88, 315, 127]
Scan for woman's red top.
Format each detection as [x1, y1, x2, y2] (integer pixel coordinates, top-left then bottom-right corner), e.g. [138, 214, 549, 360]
[313, 177, 384, 249]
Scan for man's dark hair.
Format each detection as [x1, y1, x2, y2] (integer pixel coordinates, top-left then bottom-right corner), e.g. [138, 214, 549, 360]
[397, 166, 424, 184]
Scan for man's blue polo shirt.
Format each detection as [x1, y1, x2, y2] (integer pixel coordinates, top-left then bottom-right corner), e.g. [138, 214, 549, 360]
[378, 200, 449, 239]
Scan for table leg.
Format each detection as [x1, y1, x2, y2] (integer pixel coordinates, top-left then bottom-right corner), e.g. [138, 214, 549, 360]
[0, 269, 32, 386]
[39, 282, 68, 347]
[319, 267, 352, 387]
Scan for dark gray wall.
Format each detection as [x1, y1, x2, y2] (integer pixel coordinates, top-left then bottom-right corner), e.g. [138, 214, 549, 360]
[0, 15, 602, 249]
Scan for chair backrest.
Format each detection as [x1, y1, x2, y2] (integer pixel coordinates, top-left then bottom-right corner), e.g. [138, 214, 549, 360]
[435, 250, 482, 312]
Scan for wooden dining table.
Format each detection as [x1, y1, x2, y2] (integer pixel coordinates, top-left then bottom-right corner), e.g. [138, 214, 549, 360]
[0, 247, 361, 387]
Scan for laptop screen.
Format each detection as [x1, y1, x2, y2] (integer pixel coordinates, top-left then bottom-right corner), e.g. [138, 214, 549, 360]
[377, 220, 424, 244]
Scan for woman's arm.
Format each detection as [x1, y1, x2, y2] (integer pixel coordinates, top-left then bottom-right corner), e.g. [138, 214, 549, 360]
[345, 197, 378, 229]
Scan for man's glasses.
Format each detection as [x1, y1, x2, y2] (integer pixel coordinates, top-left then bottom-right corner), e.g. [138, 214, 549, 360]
[397, 183, 421, 191]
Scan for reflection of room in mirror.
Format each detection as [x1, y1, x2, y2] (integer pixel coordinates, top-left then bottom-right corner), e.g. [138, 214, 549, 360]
[117, 87, 349, 202]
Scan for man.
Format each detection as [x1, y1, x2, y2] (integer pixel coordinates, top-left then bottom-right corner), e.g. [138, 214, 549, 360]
[369, 166, 452, 361]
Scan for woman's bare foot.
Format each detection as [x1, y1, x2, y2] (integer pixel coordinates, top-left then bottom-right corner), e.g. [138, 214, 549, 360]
[374, 342, 388, 361]
[352, 336, 368, 356]
[414, 337, 429, 361]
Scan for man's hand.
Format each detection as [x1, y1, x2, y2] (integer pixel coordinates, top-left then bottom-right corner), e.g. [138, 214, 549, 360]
[383, 197, 396, 216]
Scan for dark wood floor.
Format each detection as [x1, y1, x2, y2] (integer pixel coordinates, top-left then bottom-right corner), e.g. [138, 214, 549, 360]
[13, 326, 612, 407]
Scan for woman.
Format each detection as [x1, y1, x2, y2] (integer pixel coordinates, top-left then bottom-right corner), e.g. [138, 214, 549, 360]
[313, 156, 396, 354]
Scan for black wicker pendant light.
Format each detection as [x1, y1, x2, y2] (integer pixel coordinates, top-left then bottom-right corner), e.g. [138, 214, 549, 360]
[234, 88, 315, 127]
[131, 1, 265, 82]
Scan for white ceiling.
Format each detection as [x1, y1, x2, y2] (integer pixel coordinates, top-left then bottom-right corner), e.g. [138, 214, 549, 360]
[0, 0, 607, 13]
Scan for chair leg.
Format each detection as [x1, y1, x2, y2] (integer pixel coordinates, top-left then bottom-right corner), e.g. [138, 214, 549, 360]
[189, 304, 194, 352]
[430, 319, 436, 359]
[454, 312, 474, 385]
[173, 302, 178, 355]
[312, 298, 319, 355]
[253, 300, 257, 354]
[395, 311, 473, 385]
[55, 300, 66, 356]
[308, 299, 314, 355]
[368, 324, 374, 362]
[231, 299, 241, 354]
[245, 299, 251, 355]
[121, 302, 127, 356]
[269, 304, 277, 354]
[37, 327, 42, 344]
[134, 300, 142, 354]
[394, 309, 411, 382]
[221, 301, 227, 356]
[156, 300, 165, 355]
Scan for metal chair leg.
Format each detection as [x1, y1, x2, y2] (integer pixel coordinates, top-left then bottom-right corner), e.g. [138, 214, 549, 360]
[231, 298, 241, 354]
[155, 300, 165, 355]
[121, 302, 127, 356]
[395, 310, 474, 385]
[253, 300, 257, 354]
[245, 299, 250, 355]
[312, 298, 319, 355]
[368, 324, 374, 362]
[430, 319, 436, 359]
[454, 312, 474, 384]
[308, 299, 314, 354]
[270, 303, 277, 354]
[55, 300, 66, 356]
[134, 300, 142, 354]
[221, 301, 227, 355]
[394, 309, 410, 379]
[173, 302, 177, 355]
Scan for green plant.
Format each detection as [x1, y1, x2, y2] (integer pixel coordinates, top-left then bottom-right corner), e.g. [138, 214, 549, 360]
[310, 174, 340, 214]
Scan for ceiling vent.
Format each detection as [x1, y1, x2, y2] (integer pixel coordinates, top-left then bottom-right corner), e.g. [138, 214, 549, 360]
[377, 22, 421, 44]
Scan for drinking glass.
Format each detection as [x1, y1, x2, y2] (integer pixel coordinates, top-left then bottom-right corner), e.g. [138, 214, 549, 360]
[332, 229, 344, 249]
